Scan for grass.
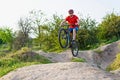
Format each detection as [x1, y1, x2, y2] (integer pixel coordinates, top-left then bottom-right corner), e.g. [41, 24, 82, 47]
[0, 47, 51, 77]
[0, 44, 10, 51]
[71, 57, 86, 62]
[94, 48, 103, 54]
[0, 62, 37, 77]
[0, 52, 7, 58]
[106, 53, 120, 71]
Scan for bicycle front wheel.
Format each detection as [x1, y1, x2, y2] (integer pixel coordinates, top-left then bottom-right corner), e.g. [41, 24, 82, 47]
[58, 28, 69, 48]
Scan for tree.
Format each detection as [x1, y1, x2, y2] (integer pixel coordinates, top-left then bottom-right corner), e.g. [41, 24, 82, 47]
[0, 39, 3, 45]
[29, 10, 47, 48]
[13, 31, 29, 50]
[78, 16, 98, 49]
[44, 14, 63, 52]
[33, 14, 63, 52]
[97, 13, 120, 41]
[0, 28, 13, 50]
[18, 17, 32, 37]
[14, 17, 33, 50]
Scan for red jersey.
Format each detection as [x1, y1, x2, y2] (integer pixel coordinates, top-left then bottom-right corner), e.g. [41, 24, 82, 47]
[65, 15, 79, 28]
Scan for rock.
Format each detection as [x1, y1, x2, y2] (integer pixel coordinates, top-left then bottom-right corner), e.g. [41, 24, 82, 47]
[0, 62, 114, 80]
[36, 49, 73, 62]
[78, 40, 120, 69]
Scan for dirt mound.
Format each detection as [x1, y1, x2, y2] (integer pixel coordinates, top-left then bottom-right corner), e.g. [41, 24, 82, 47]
[1, 40, 120, 80]
[93, 40, 120, 69]
[36, 49, 73, 62]
[0, 62, 115, 80]
[37, 40, 120, 70]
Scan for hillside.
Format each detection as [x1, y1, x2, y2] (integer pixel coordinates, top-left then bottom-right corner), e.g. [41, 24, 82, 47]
[0, 40, 120, 80]
[0, 62, 116, 80]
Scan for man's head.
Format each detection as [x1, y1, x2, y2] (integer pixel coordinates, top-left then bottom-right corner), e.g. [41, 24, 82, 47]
[68, 9, 74, 16]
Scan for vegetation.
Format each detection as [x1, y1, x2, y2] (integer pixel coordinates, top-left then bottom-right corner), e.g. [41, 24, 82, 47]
[94, 48, 103, 54]
[71, 57, 86, 62]
[1, 11, 120, 52]
[0, 47, 51, 77]
[0, 28, 13, 50]
[106, 53, 120, 71]
[97, 13, 120, 42]
[0, 10, 120, 77]
[78, 17, 98, 49]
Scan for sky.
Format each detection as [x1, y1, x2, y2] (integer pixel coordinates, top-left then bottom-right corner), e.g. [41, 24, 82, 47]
[0, 0, 120, 31]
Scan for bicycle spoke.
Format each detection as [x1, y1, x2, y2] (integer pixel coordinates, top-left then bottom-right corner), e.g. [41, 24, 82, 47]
[58, 28, 69, 48]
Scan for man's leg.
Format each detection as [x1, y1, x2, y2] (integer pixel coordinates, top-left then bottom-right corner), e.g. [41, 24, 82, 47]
[73, 27, 78, 41]
[73, 29, 76, 41]
[69, 28, 73, 48]
[70, 32, 73, 40]
[69, 28, 73, 40]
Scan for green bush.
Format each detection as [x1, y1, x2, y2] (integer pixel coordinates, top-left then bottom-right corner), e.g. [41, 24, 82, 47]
[78, 17, 98, 50]
[106, 53, 120, 71]
[0, 47, 51, 77]
[97, 13, 120, 41]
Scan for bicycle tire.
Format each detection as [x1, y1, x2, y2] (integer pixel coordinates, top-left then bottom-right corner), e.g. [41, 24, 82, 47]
[71, 41, 79, 57]
[58, 28, 69, 48]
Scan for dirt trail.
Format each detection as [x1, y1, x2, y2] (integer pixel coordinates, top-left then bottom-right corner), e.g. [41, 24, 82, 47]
[0, 40, 120, 80]
[36, 49, 73, 62]
[0, 62, 116, 80]
[37, 40, 120, 70]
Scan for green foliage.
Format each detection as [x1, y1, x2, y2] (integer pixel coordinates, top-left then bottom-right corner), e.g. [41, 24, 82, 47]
[0, 47, 51, 77]
[78, 17, 98, 49]
[0, 39, 4, 45]
[106, 53, 120, 71]
[1, 10, 120, 52]
[15, 16, 34, 50]
[29, 10, 47, 49]
[0, 52, 7, 58]
[13, 31, 29, 50]
[0, 28, 13, 43]
[0, 28, 13, 50]
[33, 14, 64, 52]
[31, 12, 120, 52]
[97, 13, 120, 41]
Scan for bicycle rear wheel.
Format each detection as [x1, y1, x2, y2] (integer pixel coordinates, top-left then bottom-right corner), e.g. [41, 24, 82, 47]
[71, 41, 79, 57]
[58, 28, 69, 48]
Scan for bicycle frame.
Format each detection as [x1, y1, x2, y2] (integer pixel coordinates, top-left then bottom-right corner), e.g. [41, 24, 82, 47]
[58, 25, 79, 57]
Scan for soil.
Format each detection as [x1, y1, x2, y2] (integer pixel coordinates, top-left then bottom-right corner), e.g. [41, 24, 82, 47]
[1, 40, 120, 80]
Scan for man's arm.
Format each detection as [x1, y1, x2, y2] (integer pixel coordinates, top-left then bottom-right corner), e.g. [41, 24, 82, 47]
[60, 19, 66, 26]
[75, 18, 80, 25]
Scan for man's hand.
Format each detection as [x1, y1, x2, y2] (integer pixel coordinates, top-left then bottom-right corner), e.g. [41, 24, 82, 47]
[75, 23, 79, 25]
[60, 19, 66, 27]
[60, 23, 63, 27]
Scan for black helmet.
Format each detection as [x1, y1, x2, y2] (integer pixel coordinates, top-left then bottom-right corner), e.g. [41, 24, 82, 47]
[68, 9, 74, 14]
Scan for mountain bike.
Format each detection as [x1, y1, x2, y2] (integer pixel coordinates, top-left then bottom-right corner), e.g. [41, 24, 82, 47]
[58, 25, 79, 57]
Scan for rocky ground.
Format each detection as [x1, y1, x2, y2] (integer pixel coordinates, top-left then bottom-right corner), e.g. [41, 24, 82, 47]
[0, 62, 116, 80]
[0, 40, 120, 80]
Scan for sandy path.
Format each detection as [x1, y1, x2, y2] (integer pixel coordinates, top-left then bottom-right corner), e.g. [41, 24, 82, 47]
[0, 62, 115, 80]
[1, 40, 120, 80]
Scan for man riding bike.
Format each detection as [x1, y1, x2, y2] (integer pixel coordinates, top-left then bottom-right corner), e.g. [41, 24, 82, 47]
[60, 9, 80, 42]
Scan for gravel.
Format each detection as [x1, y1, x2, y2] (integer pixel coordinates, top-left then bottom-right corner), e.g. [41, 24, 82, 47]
[0, 62, 115, 80]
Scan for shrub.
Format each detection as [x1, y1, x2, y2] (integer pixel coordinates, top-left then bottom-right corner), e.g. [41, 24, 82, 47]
[106, 53, 120, 71]
[0, 47, 51, 77]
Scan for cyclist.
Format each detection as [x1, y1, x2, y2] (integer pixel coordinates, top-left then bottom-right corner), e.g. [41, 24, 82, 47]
[60, 9, 80, 42]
